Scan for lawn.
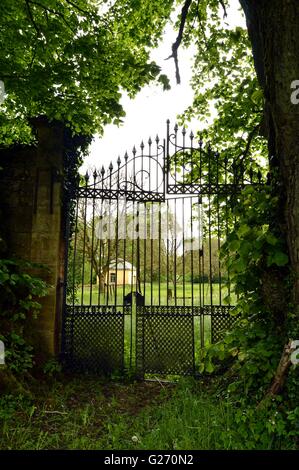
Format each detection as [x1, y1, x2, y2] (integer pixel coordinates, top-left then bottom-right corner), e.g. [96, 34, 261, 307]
[74, 281, 236, 307]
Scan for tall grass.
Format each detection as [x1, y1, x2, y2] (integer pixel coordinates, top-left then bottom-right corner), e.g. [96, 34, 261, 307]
[111, 381, 238, 450]
[0, 377, 287, 450]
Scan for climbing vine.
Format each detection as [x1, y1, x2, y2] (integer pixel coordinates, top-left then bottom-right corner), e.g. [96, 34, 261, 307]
[198, 184, 299, 447]
[0, 258, 48, 375]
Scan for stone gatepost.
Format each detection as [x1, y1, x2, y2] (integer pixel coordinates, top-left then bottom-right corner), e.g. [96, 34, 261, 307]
[0, 118, 66, 361]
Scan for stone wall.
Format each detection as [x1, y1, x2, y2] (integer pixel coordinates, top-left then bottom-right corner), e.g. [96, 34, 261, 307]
[0, 118, 66, 360]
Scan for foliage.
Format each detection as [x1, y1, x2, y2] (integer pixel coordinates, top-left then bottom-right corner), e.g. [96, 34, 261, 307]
[0, 258, 48, 374]
[197, 186, 293, 392]
[0, 0, 173, 146]
[179, 1, 266, 164]
[42, 359, 62, 377]
[0, 394, 32, 421]
[221, 186, 289, 317]
[196, 183, 298, 446]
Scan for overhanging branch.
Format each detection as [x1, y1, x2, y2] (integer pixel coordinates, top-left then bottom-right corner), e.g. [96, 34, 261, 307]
[219, 0, 227, 18]
[28, 0, 76, 33]
[166, 0, 192, 84]
[238, 123, 260, 160]
[25, 0, 40, 36]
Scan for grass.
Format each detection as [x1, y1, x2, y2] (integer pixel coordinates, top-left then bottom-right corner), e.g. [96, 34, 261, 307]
[0, 376, 231, 450]
[0, 376, 173, 450]
[75, 282, 236, 307]
[0, 376, 291, 450]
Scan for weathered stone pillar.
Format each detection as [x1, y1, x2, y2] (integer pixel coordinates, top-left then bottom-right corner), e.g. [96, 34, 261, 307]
[0, 118, 66, 361]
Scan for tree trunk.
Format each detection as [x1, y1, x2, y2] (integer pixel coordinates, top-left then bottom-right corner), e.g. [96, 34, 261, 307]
[240, 0, 299, 323]
[267, 341, 293, 396]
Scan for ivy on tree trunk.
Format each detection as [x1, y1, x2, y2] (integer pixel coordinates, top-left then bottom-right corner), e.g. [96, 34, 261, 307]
[240, 0, 299, 324]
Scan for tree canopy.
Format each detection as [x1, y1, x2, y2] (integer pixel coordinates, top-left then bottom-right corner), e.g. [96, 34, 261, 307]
[0, 0, 173, 145]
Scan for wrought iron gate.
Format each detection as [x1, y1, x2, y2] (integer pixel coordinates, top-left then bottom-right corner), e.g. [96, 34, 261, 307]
[62, 121, 264, 377]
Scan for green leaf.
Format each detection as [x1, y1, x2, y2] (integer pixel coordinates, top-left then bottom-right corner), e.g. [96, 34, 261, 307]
[229, 239, 240, 252]
[272, 251, 289, 266]
[251, 89, 264, 105]
[223, 294, 231, 305]
[234, 257, 248, 273]
[266, 233, 278, 246]
[239, 240, 251, 256]
[237, 224, 251, 237]
[205, 361, 214, 373]
[238, 351, 246, 361]
[268, 251, 289, 267]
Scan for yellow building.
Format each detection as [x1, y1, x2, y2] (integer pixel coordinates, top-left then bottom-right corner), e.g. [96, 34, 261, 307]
[106, 260, 137, 286]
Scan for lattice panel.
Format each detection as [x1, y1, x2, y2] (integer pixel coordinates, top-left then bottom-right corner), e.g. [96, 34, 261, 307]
[136, 306, 195, 375]
[210, 306, 238, 342]
[64, 305, 124, 374]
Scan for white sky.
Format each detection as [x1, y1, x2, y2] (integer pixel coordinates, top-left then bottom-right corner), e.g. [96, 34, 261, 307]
[81, 0, 245, 174]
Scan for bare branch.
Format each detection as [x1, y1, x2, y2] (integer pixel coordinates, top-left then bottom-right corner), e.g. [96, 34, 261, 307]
[166, 0, 192, 84]
[258, 341, 295, 408]
[219, 0, 228, 18]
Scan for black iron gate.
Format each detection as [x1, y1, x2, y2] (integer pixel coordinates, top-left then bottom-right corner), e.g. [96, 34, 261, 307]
[62, 121, 264, 377]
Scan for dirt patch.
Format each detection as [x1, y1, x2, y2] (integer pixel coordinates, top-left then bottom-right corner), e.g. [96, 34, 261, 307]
[32, 375, 175, 420]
